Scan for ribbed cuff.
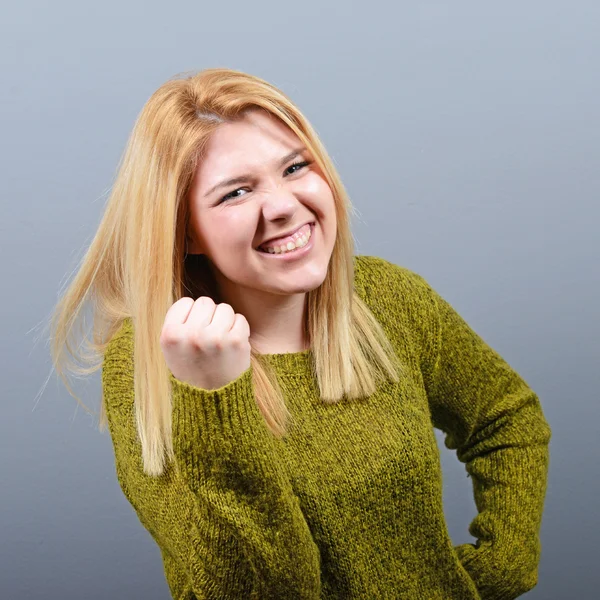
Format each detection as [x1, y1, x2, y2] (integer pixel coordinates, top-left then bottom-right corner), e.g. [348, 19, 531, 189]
[453, 543, 534, 600]
[170, 365, 259, 436]
[169, 366, 276, 490]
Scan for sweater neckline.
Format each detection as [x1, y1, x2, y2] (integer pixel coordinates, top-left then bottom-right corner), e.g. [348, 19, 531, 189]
[257, 348, 313, 374]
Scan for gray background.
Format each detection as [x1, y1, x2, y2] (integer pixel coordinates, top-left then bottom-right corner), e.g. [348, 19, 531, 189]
[2, 0, 597, 598]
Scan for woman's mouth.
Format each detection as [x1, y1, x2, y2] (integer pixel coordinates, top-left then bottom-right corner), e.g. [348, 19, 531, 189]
[257, 222, 315, 258]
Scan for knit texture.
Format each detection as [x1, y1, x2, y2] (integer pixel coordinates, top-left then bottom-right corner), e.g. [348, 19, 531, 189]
[102, 255, 552, 599]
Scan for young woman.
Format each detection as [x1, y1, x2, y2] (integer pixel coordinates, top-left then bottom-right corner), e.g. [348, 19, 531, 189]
[49, 67, 551, 599]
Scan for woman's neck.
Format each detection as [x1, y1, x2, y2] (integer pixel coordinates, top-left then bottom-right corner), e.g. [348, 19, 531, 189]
[217, 281, 309, 355]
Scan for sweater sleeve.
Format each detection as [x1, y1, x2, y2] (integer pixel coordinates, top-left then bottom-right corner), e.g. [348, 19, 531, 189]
[417, 276, 552, 600]
[102, 324, 321, 599]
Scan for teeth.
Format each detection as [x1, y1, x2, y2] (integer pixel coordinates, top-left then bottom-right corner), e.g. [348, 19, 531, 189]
[261, 225, 312, 254]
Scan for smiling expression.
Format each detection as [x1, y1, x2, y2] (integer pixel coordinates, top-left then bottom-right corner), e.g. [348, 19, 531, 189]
[186, 108, 337, 299]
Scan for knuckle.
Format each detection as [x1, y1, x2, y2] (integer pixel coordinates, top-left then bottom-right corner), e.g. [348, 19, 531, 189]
[194, 333, 219, 350]
[189, 333, 207, 350]
[160, 324, 178, 345]
[175, 297, 195, 311]
[229, 336, 243, 349]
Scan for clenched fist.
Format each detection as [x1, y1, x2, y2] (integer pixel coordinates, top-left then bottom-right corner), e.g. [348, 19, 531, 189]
[160, 296, 252, 391]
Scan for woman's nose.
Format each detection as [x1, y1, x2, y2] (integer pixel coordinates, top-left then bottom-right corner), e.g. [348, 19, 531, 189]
[259, 187, 301, 219]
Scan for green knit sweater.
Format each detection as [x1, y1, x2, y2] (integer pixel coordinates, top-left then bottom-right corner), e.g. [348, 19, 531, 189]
[102, 255, 551, 600]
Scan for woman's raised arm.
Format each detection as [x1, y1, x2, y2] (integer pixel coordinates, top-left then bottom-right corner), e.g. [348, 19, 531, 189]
[102, 325, 321, 599]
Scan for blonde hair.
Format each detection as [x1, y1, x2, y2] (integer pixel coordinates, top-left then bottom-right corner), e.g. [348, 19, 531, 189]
[45, 67, 404, 476]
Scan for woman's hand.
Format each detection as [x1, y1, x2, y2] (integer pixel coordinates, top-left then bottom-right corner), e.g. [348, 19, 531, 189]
[160, 296, 252, 391]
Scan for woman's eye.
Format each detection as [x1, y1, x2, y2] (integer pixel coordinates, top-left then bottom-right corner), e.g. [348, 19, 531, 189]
[218, 160, 311, 204]
[219, 188, 247, 203]
[285, 160, 310, 175]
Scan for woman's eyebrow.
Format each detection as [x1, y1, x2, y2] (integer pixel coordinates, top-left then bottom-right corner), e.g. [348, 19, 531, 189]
[203, 147, 307, 198]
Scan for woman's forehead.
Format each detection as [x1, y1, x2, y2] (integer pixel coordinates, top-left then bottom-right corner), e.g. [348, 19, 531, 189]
[193, 114, 305, 190]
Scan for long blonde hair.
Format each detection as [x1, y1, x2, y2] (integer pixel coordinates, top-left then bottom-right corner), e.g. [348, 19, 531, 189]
[46, 67, 404, 476]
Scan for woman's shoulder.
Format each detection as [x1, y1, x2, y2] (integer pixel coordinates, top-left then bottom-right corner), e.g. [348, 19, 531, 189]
[102, 317, 135, 381]
[353, 254, 436, 308]
[353, 254, 411, 278]
[105, 317, 134, 352]
[352, 255, 439, 358]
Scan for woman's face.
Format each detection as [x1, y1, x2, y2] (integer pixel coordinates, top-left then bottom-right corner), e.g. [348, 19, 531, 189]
[186, 109, 337, 300]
